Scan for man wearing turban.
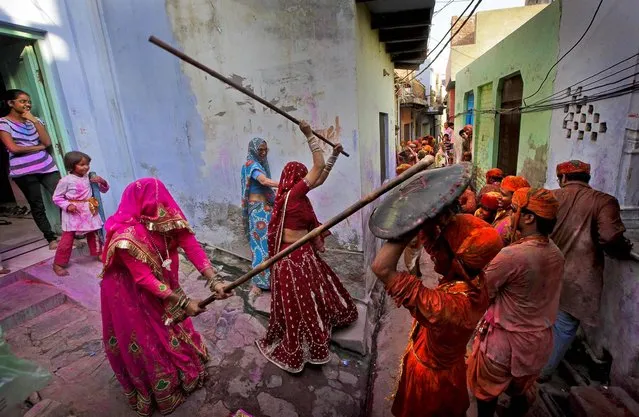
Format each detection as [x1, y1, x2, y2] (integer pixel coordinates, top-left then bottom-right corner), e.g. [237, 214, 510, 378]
[372, 213, 503, 417]
[467, 188, 564, 417]
[477, 168, 504, 200]
[539, 161, 633, 380]
[492, 176, 530, 245]
[474, 191, 501, 224]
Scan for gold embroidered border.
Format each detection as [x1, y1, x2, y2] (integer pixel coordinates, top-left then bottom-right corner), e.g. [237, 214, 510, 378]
[144, 218, 194, 234]
[100, 234, 163, 279]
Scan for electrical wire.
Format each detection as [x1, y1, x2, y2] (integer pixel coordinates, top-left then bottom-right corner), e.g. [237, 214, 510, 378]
[399, 0, 483, 84]
[433, 0, 455, 16]
[522, 0, 604, 104]
[526, 52, 639, 107]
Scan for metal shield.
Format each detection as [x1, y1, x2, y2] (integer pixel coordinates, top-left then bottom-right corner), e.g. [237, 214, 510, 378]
[368, 163, 473, 239]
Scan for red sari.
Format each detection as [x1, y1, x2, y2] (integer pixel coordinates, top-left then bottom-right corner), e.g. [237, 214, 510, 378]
[100, 178, 213, 416]
[386, 272, 489, 417]
[256, 162, 358, 373]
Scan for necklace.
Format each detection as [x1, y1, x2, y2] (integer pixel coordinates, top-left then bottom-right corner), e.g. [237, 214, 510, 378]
[149, 234, 172, 271]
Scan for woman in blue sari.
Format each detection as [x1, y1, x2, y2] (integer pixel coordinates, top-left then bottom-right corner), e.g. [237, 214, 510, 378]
[241, 138, 278, 291]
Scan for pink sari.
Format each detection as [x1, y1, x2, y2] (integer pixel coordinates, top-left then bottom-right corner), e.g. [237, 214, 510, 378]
[100, 178, 213, 416]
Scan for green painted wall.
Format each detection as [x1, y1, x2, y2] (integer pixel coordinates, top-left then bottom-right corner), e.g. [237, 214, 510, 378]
[454, 1, 561, 187]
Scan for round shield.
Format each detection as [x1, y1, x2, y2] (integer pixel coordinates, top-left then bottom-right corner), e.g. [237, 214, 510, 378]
[369, 163, 473, 239]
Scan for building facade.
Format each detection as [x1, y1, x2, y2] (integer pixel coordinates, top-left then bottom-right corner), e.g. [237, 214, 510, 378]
[454, 0, 639, 388]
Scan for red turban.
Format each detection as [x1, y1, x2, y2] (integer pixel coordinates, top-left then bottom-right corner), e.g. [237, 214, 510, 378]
[501, 176, 530, 193]
[556, 160, 591, 176]
[485, 168, 504, 182]
[480, 191, 502, 212]
[442, 214, 503, 271]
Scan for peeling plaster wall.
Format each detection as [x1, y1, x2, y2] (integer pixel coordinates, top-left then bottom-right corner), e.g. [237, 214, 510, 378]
[354, 4, 396, 296]
[96, 0, 363, 256]
[545, 0, 639, 196]
[0, 0, 137, 215]
[454, 1, 560, 186]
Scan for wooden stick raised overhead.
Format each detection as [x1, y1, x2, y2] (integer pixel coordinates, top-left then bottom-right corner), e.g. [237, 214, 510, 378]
[198, 156, 434, 309]
[149, 35, 349, 157]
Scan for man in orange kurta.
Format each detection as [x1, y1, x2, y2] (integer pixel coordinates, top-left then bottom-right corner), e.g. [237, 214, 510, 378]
[372, 214, 503, 417]
[467, 188, 564, 417]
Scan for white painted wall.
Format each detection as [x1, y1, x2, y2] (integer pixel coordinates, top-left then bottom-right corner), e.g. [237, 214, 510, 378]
[0, 0, 136, 215]
[545, 0, 639, 196]
[1, 0, 396, 258]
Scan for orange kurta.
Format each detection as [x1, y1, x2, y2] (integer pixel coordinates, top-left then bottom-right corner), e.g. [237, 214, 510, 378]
[386, 272, 489, 417]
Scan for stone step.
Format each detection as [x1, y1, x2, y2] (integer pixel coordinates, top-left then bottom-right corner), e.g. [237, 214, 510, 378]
[569, 385, 639, 417]
[1, 239, 48, 261]
[0, 280, 67, 331]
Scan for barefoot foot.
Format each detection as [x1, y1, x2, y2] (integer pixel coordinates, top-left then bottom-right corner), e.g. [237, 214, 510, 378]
[53, 264, 69, 276]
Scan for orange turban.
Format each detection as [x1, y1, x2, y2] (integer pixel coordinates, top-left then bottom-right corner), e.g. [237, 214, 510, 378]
[512, 187, 559, 220]
[485, 168, 504, 182]
[423, 145, 434, 154]
[480, 191, 501, 211]
[556, 160, 591, 176]
[501, 176, 530, 193]
[442, 214, 503, 270]
[396, 164, 411, 175]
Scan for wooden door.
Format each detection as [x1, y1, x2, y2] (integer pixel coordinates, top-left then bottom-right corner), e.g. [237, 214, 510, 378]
[497, 75, 523, 175]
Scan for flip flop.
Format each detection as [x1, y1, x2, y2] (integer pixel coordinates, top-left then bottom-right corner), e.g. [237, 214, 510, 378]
[0, 219, 11, 225]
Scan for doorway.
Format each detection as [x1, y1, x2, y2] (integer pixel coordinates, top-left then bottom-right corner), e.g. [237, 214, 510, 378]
[379, 112, 390, 183]
[497, 74, 523, 175]
[0, 33, 64, 258]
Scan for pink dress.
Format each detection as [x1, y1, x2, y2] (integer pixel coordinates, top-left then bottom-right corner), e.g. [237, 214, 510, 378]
[100, 178, 213, 416]
[52, 174, 108, 232]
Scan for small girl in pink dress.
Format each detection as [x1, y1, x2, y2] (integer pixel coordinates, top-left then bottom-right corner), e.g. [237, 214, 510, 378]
[52, 151, 109, 276]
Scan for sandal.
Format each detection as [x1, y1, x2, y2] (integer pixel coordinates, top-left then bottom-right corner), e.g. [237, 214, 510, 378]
[0, 219, 11, 225]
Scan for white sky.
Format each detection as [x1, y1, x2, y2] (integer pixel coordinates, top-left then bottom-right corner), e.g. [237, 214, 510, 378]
[424, 0, 525, 82]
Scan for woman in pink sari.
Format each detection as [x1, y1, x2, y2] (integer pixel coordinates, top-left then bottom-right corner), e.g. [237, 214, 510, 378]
[100, 178, 230, 416]
[256, 121, 358, 373]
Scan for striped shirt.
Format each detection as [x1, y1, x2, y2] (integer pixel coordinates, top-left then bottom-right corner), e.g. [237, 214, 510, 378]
[0, 117, 58, 177]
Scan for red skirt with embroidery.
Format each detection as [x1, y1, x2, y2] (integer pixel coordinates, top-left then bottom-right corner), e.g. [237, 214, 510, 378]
[256, 242, 358, 373]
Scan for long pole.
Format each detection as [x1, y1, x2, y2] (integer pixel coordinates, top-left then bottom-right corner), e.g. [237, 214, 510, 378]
[148, 35, 349, 157]
[199, 156, 434, 308]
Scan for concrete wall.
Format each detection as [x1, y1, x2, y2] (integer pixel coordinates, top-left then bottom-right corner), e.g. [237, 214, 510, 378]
[545, 0, 639, 196]
[447, 4, 548, 83]
[454, 1, 561, 186]
[1, 0, 399, 262]
[354, 3, 396, 295]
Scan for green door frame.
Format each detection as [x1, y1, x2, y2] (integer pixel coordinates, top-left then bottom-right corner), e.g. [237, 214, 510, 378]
[0, 22, 72, 233]
[0, 22, 71, 168]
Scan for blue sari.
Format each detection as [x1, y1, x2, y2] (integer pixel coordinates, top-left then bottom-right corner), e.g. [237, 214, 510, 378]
[241, 138, 275, 290]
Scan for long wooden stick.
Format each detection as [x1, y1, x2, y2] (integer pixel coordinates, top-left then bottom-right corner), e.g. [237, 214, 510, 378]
[148, 36, 349, 157]
[199, 156, 434, 308]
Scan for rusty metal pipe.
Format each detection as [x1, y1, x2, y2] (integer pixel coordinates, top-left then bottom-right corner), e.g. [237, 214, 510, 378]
[148, 35, 349, 157]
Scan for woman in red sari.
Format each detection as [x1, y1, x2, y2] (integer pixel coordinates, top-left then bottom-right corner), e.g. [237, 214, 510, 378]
[372, 213, 503, 417]
[100, 178, 231, 416]
[256, 121, 358, 373]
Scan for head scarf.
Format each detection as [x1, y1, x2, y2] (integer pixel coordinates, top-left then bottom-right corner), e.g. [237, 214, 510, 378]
[485, 168, 504, 183]
[441, 214, 503, 272]
[463, 125, 473, 136]
[101, 178, 192, 277]
[241, 138, 275, 238]
[556, 160, 591, 176]
[267, 162, 327, 255]
[423, 145, 434, 155]
[480, 191, 501, 212]
[510, 187, 559, 242]
[501, 175, 530, 193]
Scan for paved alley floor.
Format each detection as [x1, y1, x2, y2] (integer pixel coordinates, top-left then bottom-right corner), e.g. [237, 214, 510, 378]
[3, 252, 370, 417]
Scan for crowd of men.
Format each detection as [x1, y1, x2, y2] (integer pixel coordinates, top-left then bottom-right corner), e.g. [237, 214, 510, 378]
[372, 158, 634, 417]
